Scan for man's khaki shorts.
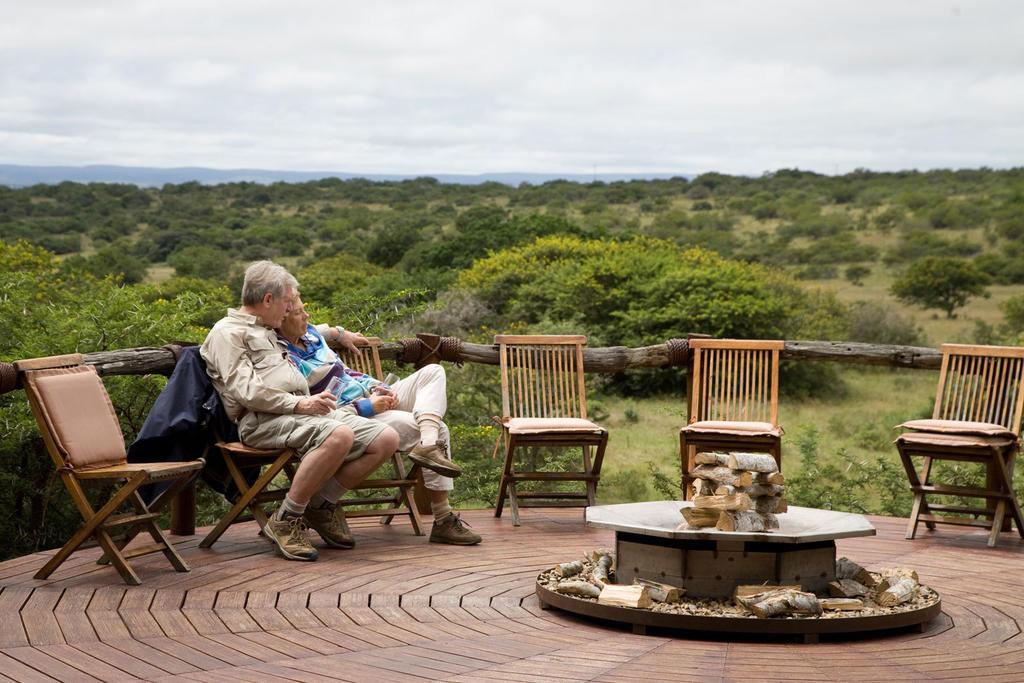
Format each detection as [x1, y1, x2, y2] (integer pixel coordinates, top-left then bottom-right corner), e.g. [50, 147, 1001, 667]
[238, 409, 389, 461]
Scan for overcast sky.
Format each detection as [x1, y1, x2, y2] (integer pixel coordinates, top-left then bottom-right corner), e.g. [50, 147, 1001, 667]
[2, 1, 1022, 176]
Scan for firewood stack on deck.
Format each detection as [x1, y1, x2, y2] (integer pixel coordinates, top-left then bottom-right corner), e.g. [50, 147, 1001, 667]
[680, 451, 786, 532]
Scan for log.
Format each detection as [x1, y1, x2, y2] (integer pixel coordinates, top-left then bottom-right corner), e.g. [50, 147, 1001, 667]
[762, 512, 779, 529]
[691, 466, 753, 487]
[591, 553, 614, 585]
[694, 452, 730, 466]
[733, 585, 801, 609]
[877, 567, 919, 592]
[757, 472, 786, 485]
[588, 548, 615, 564]
[835, 557, 866, 580]
[635, 579, 683, 604]
[714, 484, 737, 496]
[722, 484, 785, 498]
[717, 510, 768, 532]
[828, 579, 868, 598]
[755, 496, 787, 514]
[877, 577, 917, 607]
[695, 494, 752, 512]
[680, 507, 721, 528]
[692, 478, 716, 497]
[726, 452, 779, 473]
[598, 584, 652, 609]
[751, 590, 822, 618]
[554, 561, 584, 578]
[554, 581, 601, 598]
[821, 598, 864, 611]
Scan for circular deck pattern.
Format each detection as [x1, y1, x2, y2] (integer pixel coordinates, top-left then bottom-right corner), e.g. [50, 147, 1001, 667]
[0, 510, 1023, 681]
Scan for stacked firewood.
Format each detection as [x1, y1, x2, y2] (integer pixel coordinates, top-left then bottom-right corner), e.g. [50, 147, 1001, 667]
[731, 557, 923, 617]
[680, 451, 786, 532]
[543, 550, 686, 608]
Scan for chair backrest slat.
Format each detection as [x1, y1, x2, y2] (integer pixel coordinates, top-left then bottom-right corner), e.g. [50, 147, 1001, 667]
[339, 337, 384, 379]
[934, 344, 1024, 434]
[496, 335, 588, 419]
[688, 339, 784, 426]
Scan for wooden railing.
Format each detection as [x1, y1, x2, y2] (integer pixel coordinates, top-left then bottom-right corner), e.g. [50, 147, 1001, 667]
[0, 335, 945, 535]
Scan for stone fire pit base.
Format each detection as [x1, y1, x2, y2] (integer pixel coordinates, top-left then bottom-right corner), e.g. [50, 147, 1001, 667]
[536, 575, 941, 642]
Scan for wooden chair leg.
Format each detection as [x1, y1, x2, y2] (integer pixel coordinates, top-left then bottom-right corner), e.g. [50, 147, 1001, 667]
[495, 431, 514, 518]
[200, 451, 292, 548]
[679, 433, 691, 500]
[509, 476, 522, 526]
[988, 499, 1007, 548]
[129, 490, 190, 573]
[896, 443, 926, 540]
[918, 456, 936, 530]
[582, 445, 596, 507]
[589, 435, 609, 507]
[992, 449, 1024, 538]
[36, 471, 148, 581]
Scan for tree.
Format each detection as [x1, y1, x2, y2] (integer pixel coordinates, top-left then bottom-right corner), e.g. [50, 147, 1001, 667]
[890, 257, 990, 318]
[844, 264, 871, 286]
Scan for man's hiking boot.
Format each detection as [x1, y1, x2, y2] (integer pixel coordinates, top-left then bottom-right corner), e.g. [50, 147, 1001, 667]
[263, 507, 318, 561]
[304, 501, 355, 549]
[429, 513, 482, 545]
[409, 442, 462, 478]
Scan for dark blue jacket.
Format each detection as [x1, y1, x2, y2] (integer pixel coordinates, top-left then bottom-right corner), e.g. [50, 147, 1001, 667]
[127, 345, 254, 502]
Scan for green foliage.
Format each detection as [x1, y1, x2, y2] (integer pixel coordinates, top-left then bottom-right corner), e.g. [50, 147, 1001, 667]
[845, 301, 923, 346]
[891, 256, 991, 318]
[168, 244, 235, 280]
[844, 264, 871, 285]
[1002, 294, 1024, 338]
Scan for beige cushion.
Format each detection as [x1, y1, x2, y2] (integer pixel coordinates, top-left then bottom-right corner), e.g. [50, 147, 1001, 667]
[506, 417, 605, 434]
[896, 430, 1015, 449]
[897, 418, 1016, 439]
[27, 366, 126, 470]
[681, 420, 783, 437]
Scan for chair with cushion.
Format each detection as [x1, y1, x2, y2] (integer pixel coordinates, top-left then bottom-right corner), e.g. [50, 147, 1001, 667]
[494, 334, 608, 526]
[680, 339, 784, 499]
[896, 343, 1024, 547]
[16, 354, 203, 585]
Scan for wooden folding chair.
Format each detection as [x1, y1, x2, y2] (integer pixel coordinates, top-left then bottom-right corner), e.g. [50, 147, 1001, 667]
[335, 337, 424, 535]
[16, 354, 203, 585]
[896, 343, 1024, 547]
[494, 335, 608, 526]
[680, 339, 784, 499]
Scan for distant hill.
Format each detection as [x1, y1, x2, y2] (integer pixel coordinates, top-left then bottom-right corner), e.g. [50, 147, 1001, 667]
[0, 164, 692, 188]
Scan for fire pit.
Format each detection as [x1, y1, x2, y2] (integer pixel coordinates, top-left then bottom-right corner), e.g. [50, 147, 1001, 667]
[536, 501, 941, 641]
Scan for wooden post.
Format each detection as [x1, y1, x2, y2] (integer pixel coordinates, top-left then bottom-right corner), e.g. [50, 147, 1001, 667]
[170, 480, 196, 536]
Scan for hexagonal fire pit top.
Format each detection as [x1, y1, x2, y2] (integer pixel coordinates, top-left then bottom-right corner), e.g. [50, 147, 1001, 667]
[586, 501, 877, 544]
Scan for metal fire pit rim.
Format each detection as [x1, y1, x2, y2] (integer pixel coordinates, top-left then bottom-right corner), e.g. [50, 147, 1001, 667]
[535, 580, 942, 637]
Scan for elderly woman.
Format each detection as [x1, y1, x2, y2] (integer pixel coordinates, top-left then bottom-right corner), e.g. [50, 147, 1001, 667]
[277, 296, 481, 545]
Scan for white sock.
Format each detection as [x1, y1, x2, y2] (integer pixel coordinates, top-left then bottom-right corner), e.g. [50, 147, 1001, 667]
[312, 478, 348, 506]
[281, 496, 306, 517]
[417, 414, 442, 446]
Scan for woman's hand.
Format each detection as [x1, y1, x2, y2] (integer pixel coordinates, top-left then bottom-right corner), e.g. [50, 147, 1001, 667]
[369, 393, 397, 413]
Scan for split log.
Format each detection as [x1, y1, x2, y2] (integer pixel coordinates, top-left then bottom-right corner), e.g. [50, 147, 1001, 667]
[751, 590, 822, 618]
[680, 507, 721, 528]
[755, 496, 787, 514]
[588, 548, 615, 564]
[554, 561, 584, 578]
[726, 452, 779, 473]
[733, 585, 801, 609]
[635, 579, 683, 604]
[828, 579, 868, 598]
[554, 581, 601, 598]
[877, 567, 919, 592]
[692, 478, 716, 497]
[877, 577, 917, 607]
[598, 584, 652, 609]
[691, 465, 753, 488]
[694, 452, 731, 466]
[694, 493, 752, 512]
[762, 512, 779, 529]
[757, 472, 786, 485]
[836, 557, 876, 587]
[717, 510, 768, 532]
[821, 598, 864, 611]
[720, 484, 785, 498]
[591, 553, 614, 585]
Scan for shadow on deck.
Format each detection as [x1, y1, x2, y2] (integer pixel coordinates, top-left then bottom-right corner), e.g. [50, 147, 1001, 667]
[1, 509, 1023, 681]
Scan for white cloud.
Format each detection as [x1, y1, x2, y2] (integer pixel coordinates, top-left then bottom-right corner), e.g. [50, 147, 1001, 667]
[0, 0, 1022, 175]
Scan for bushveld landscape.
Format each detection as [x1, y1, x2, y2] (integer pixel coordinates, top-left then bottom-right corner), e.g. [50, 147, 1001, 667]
[3, 167, 1024, 560]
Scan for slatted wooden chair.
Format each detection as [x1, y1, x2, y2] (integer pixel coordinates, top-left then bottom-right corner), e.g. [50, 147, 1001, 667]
[335, 337, 423, 535]
[494, 335, 608, 526]
[680, 339, 784, 499]
[199, 337, 423, 548]
[16, 354, 203, 585]
[896, 343, 1024, 547]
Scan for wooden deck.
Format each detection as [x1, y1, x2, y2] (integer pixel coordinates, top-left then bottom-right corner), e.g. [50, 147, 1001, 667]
[1, 509, 1023, 682]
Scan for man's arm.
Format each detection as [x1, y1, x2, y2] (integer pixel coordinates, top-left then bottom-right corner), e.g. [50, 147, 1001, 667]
[202, 327, 303, 415]
[314, 323, 368, 354]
